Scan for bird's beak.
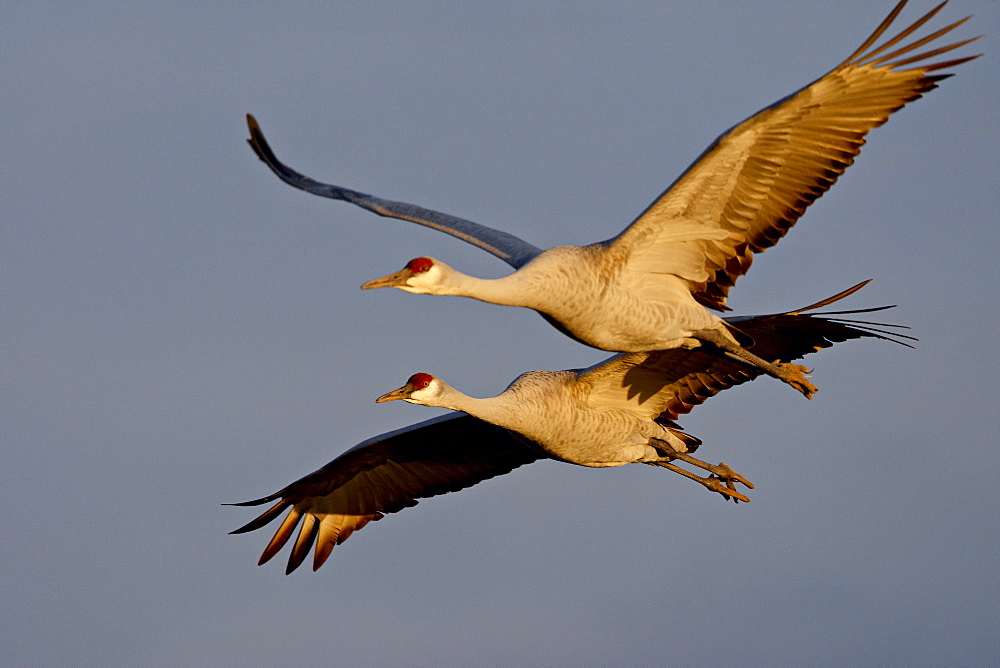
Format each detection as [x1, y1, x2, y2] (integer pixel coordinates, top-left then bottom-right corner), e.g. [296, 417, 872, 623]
[361, 268, 411, 290]
[375, 385, 411, 403]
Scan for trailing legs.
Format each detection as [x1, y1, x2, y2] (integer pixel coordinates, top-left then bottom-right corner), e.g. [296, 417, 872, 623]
[649, 440, 755, 503]
[694, 328, 818, 399]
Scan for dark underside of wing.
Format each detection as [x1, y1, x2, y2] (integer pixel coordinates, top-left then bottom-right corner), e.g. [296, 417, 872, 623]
[228, 414, 543, 572]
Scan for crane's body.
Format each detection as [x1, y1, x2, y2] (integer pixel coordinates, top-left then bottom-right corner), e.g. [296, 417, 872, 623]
[378, 369, 692, 468]
[246, 1, 977, 398]
[377, 246, 722, 353]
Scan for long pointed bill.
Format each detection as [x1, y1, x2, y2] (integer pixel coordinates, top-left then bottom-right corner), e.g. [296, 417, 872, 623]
[360, 268, 412, 290]
[375, 386, 411, 403]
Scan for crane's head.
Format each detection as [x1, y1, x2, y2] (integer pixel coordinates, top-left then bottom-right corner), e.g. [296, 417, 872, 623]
[375, 372, 442, 404]
[360, 257, 448, 294]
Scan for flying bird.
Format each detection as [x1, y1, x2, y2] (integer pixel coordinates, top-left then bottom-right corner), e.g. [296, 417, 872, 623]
[245, 1, 976, 399]
[230, 283, 913, 573]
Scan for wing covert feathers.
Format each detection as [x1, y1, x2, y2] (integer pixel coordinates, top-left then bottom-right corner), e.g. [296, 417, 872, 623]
[612, 1, 979, 311]
[228, 414, 541, 573]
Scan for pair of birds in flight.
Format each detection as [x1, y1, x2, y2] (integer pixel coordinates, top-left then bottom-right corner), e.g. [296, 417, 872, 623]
[231, 1, 977, 574]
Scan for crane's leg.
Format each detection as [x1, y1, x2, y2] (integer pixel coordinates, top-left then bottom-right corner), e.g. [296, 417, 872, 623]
[648, 442, 754, 503]
[693, 328, 818, 399]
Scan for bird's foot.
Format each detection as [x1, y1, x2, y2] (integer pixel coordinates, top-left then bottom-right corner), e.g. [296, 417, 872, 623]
[693, 329, 818, 399]
[705, 462, 754, 503]
[775, 362, 817, 399]
[651, 447, 754, 502]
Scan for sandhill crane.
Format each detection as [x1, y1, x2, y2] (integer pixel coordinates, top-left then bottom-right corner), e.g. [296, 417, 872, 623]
[245, 1, 976, 400]
[230, 283, 913, 573]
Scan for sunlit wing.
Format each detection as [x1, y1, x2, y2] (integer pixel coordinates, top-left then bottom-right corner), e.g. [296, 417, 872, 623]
[228, 414, 542, 573]
[245, 114, 543, 268]
[580, 281, 915, 421]
[611, 1, 979, 311]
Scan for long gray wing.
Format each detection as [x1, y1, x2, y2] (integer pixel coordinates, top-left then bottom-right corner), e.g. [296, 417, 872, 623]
[228, 413, 543, 574]
[246, 115, 542, 268]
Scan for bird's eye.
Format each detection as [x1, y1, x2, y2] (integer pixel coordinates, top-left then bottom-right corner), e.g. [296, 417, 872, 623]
[407, 257, 434, 273]
[408, 372, 434, 389]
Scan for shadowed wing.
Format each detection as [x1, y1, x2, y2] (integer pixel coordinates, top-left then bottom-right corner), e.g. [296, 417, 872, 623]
[581, 281, 915, 421]
[245, 115, 542, 269]
[229, 414, 542, 573]
[610, 1, 979, 311]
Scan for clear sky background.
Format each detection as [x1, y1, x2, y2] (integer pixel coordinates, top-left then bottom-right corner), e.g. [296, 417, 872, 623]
[5, 2, 999, 665]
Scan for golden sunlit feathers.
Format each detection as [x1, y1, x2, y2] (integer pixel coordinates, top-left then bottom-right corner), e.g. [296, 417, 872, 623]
[615, 1, 980, 312]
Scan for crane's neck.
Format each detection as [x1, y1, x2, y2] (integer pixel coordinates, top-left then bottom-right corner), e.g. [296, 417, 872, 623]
[434, 270, 538, 309]
[417, 248, 594, 311]
[421, 383, 516, 428]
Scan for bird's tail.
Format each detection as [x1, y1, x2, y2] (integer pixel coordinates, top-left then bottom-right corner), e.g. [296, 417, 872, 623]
[723, 280, 916, 354]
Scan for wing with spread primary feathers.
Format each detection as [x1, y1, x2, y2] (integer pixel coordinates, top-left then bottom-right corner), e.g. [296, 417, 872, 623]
[228, 413, 543, 573]
[611, 1, 979, 311]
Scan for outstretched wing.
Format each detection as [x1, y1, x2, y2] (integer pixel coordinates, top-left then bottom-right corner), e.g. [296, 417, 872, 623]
[228, 414, 542, 573]
[611, 1, 979, 311]
[581, 281, 914, 421]
[246, 115, 542, 269]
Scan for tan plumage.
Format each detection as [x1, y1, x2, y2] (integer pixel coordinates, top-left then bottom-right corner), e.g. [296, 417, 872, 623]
[230, 283, 913, 573]
[245, 1, 976, 398]
[615, 0, 980, 311]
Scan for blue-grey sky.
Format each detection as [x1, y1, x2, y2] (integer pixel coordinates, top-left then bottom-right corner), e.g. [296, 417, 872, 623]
[4, 2, 998, 665]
